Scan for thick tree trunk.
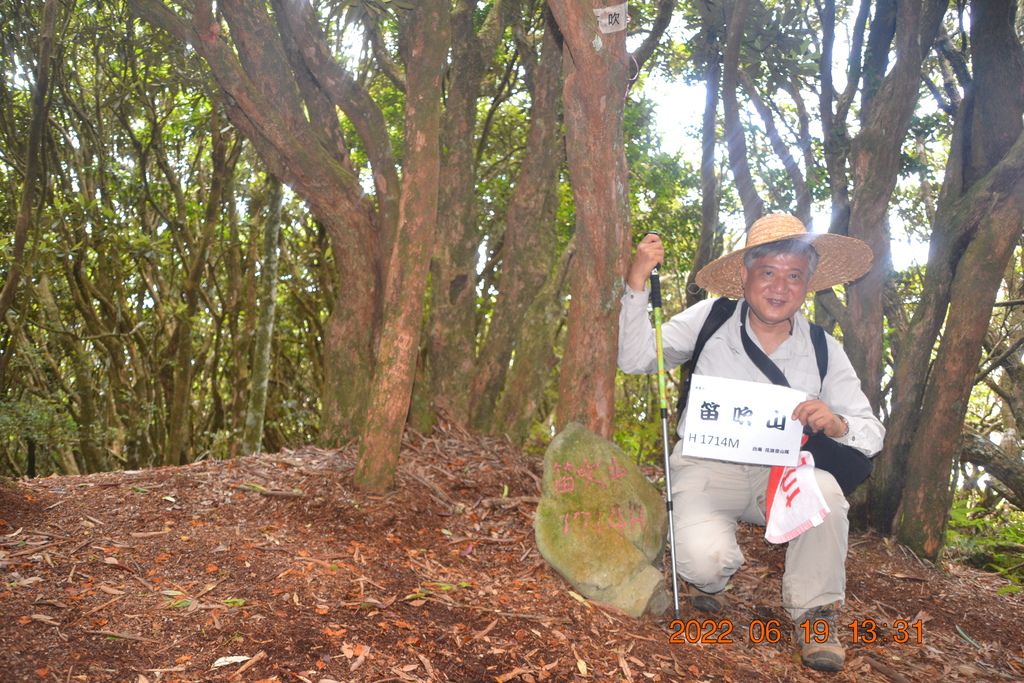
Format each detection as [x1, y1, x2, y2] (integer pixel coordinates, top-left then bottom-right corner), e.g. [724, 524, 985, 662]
[353, 0, 450, 492]
[241, 175, 283, 456]
[470, 23, 564, 434]
[319, 273, 381, 443]
[896, 179, 1024, 557]
[132, 0, 388, 446]
[495, 241, 575, 444]
[870, 0, 1024, 537]
[426, 0, 506, 424]
[548, 0, 631, 439]
[889, 0, 1024, 558]
[842, 0, 947, 411]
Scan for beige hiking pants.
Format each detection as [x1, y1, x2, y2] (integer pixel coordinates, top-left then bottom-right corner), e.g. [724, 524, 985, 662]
[669, 456, 849, 621]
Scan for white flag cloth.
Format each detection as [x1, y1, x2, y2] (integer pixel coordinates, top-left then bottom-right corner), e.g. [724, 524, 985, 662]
[764, 451, 830, 544]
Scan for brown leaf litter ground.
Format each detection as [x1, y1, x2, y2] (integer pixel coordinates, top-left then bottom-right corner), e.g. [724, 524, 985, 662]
[2, 420, 1023, 683]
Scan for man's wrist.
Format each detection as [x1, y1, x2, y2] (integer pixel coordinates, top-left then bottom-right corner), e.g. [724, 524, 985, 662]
[834, 414, 850, 438]
[626, 270, 652, 292]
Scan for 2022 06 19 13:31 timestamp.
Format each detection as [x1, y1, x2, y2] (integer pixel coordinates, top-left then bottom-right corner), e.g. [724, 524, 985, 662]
[667, 618, 925, 645]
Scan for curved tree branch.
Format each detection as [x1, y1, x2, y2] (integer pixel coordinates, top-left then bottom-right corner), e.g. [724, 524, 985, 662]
[738, 68, 811, 224]
[271, 0, 400, 249]
[960, 432, 1024, 511]
[631, 0, 677, 73]
[369, 18, 407, 92]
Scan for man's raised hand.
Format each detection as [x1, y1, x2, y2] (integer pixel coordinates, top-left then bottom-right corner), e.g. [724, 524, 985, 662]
[627, 233, 665, 291]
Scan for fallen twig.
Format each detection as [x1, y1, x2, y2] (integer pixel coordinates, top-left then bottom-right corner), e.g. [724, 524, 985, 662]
[228, 650, 266, 680]
[130, 530, 171, 538]
[472, 618, 498, 640]
[407, 469, 453, 506]
[129, 571, 155, 592]
[194, 575, 230, 599]
[23, 528, 74, 539]
[259, 490, 304, 499]
[9, 542, 57, 557]
[862, 655, 913, 683]
[436, 600, 570, 623]
[446, 534, 526, 545]
[84, 629, 160, 644]
[74, 594, 125, 623]
[479, 496, 538, 509]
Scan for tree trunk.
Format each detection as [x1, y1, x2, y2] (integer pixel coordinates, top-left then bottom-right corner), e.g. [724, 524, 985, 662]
[960, 433, 1024, 512]
[353, 0, 450, 492]
[470, 21, 564, 434]
[817, 0, 869, 239]
[549, 0, 632, 439]
[897, 181, 1024, 557]
[890, 0, 1024, 559]
[739, 69, 811, 224]
[842, 0, 947, 411]
[686, 46, 721, 308]
[0, 0, 57, 387]
[32, 273, 105, 473]
[496, 241, 575, 444]
[720, 0, 763, 229]
[132, 0, 389, 446]
[241, 175, 283, 456]
[425, 0, 506, 424]
[871, 0, 1024, 537]
[166, 121, 233, 466]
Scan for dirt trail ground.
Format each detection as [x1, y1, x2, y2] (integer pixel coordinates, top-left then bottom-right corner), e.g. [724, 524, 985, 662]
[2, 421, 1023, 682]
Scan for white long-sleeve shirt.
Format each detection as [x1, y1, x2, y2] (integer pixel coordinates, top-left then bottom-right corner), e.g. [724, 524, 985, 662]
[618, 286, 885, 460]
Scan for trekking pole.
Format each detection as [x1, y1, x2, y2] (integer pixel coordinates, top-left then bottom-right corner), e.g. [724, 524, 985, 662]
[648, 247, 682, 621]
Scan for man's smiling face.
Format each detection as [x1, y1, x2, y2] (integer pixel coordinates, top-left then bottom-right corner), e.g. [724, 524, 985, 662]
[740, 252, 811, 328]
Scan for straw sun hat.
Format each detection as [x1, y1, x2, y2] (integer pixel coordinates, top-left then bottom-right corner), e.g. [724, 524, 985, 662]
[694, 213, 874, 299]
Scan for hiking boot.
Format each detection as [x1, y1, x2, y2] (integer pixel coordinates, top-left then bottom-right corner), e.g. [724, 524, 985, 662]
[688, 587, 725, 614]
[795, 601, 845, 672]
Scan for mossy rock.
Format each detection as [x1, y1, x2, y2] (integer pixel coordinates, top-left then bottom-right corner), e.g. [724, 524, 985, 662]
[534, 423, 669, 617]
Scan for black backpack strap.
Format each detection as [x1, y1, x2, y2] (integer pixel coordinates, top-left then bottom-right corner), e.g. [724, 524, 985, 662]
[739, 300, 830, 390]
[675, 297, 737, 414]
[809, 322, 828, 389]
[739, 301, 790, 386]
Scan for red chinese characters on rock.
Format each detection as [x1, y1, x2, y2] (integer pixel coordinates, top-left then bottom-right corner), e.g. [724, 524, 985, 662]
[562, 504, 645, 538]
[552, 459, 628, 493]
[552, 459, 645, 537]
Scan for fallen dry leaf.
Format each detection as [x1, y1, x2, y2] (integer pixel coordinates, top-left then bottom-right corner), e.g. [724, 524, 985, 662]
[350, 645, 370, 672]
[30, 614, 60, 626]
[211, 655, 250, 668]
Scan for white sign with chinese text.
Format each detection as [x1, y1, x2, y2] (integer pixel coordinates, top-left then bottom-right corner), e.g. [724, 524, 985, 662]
[681, 375, 804, 466]
[593, 2, 628, 33]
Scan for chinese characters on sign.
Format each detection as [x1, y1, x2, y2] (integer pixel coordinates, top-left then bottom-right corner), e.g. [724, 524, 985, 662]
[593, 2, 628, 33]
[681, 375, 805, 466]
